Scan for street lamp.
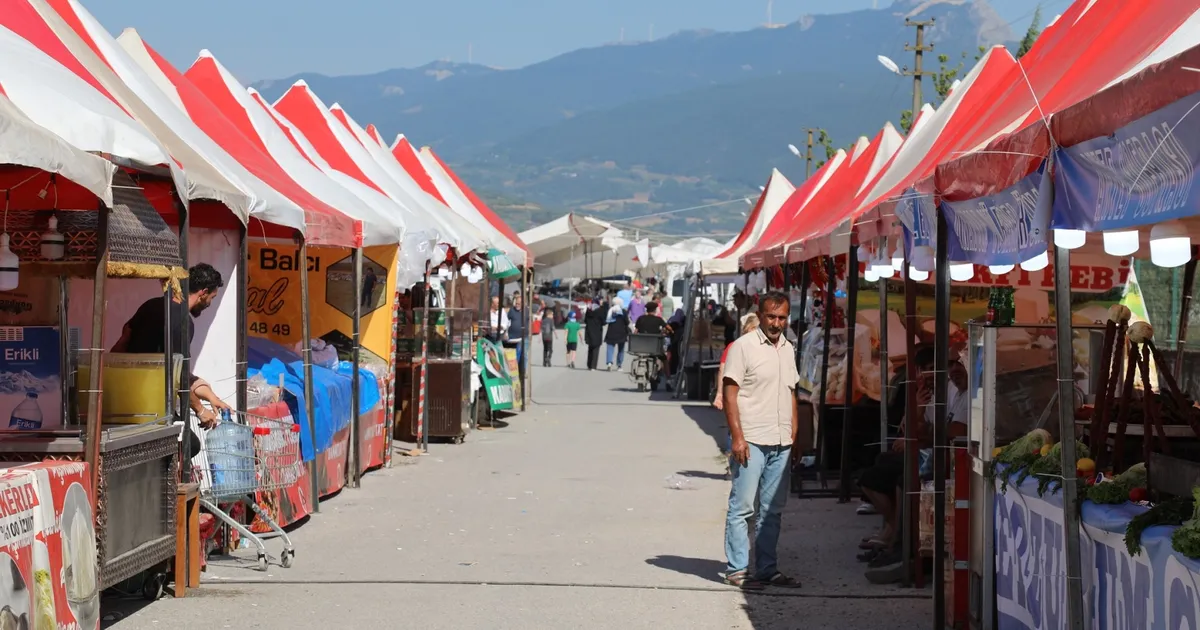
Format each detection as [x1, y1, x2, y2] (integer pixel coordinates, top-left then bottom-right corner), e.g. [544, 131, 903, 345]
[877, 55, 903, 75]
[788, 144, 802, 157]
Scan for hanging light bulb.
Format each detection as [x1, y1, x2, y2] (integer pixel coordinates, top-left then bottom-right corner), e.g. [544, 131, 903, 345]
[874, 257, 896, 279]
[1150, 220, 1192, 268]
[912, 245, 935, 272]
[0, 234, 19, 291]
[1020, 250, 1050, 271]
[908, 265, 929, 282]
[891, 243, 904, 271]
[950, 263, 975, 282]
[1103, 230, 1140, 256]
[1053, 229, 1086, 250]
[989, 264, 1014, 276]
[40, 215, 65, 261]
[864, 266, 879, 282]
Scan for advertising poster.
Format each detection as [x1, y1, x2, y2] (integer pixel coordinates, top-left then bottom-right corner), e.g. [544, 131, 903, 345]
[0, 326, 63, 431]
[317, 427, 349, 498]
[0, 469, 37, 630]
[247, 242, 394, 483]
[23, 461, 99, 630]
[504, 348, 522, 406]
[477, 338, 514, 411]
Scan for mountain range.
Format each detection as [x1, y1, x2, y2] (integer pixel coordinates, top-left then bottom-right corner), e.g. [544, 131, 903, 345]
[252, 0, 1019, 237]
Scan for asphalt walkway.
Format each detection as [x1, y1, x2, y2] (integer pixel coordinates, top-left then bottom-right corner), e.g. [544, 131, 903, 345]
[106, 339, 932, 629]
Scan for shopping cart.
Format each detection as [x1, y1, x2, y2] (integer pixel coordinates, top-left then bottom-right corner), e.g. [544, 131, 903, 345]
[195, 410, 301, 571]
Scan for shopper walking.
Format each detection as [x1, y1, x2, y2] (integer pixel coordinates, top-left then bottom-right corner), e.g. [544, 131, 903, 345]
[605, 301, 630, 371]
[584, 301, 606, 371]
[507, 294, 526, 370]
[540, 308, 556, 367]
[564, 311, 582, 368]
[720, 291, 802, 591]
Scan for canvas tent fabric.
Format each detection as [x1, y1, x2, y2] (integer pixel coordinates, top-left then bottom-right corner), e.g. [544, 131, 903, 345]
[328, 105, 487, 254]
[783, 123, 906, 262]
[0, 1, 189, 204]
[700, 169, 795, 276]
[116, 30, 362, 247]
[18, 0, 339, 237]
[0, 86, 116, 208]
[533, 236, 648, 282]
[418, 146, 531, 265]
[741, 150, 849, 269]
[183, 50, 406, 249]
[519, 214, 620, 269]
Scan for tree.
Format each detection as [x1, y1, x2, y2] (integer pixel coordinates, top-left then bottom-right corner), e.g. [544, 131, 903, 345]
[813, 129, 839, 169]
[1017, 5, 1043, 59]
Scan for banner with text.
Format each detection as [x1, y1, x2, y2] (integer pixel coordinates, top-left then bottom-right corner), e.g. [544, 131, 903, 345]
[995, 477, 1200, 630]
[247, 242, 398, 370]
[942, 163, 1052, 266]
[1054, 92, 1200, 232]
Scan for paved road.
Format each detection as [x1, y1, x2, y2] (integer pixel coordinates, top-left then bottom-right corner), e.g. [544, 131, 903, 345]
[106, 340, 932, 629]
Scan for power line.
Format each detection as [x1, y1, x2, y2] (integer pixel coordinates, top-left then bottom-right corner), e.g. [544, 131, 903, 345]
[607, 197, 755, 223]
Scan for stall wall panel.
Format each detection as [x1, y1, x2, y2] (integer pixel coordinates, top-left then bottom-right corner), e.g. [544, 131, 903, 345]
[67, 228, 241, 407]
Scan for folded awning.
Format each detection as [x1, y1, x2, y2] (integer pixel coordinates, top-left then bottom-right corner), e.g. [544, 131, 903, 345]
[488, 248, 520, 280]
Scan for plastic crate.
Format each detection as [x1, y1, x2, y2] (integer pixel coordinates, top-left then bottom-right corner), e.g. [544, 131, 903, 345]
[628, 334, 665, 356]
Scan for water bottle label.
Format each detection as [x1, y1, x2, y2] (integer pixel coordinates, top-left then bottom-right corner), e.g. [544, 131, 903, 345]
[9, 417, 40, 430]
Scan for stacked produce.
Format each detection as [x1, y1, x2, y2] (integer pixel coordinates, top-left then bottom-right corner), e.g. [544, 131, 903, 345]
[1086, 463, 1148, 504]
[987, 429, 1091, 496]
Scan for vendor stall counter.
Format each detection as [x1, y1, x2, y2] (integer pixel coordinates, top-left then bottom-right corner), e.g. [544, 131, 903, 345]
[396, 307, 474, 442]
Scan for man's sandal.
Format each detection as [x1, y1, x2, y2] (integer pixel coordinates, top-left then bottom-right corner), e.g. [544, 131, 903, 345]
[758, 572, 802, 589]
[723, 571, 764, 590]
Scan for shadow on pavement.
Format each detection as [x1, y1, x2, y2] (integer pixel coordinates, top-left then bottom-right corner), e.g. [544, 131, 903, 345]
[680, 403, 729, 455]
[676, 469, 728, 481]
[644, 554, 726, 584]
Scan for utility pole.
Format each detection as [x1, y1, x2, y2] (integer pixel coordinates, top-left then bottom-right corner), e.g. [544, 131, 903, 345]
[903, 18, 935, 130]
[805, 129, 814, 178]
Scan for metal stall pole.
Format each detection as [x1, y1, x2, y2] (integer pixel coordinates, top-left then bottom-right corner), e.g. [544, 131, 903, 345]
[902, 250, 921, 588]
[85, 202, 109, 509]
[933, 209, 950, 628]
[349, 247, 363, 488]
[878, 236, 889, 455]
[1175, 250, 1199, 378]
[815, 256, 836, 489]
[521, 266, 530, 410]
[795, 262, 811, 370]
[419, 262, 433, 452]
[177, 198, 192, 479]
[299, 238, 320, 513]
[1053, 245, 1087, 630]
[838, 245, 859, 503]
[237, 225, 248, 413]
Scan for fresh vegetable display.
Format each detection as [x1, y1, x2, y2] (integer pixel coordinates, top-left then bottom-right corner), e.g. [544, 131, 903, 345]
[1086, 463, 1147, 505]
[1172, 488, 1200, 559]
[1028, 441, 1091, 497]
[1126, 495, 1193, 557]
[987, 429, 1053, 491]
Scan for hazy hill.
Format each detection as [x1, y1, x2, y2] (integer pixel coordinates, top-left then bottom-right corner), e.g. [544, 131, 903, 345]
[252, 0, 1015, 234]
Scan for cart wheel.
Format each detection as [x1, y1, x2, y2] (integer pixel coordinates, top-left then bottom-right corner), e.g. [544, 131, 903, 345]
[142, 572, 166, 601]
[257, 552, 268, 572]
[452, 435, 465, 445]
[281, 549, 293, 568]
[637, 382, 646, 392]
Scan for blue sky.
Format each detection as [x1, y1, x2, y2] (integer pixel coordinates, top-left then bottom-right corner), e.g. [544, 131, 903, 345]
[90, 0, 1050, 82]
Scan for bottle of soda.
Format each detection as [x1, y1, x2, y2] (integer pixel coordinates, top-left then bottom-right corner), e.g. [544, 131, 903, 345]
[985, 287, 997, 326]
[1002, 287, 1016, 326]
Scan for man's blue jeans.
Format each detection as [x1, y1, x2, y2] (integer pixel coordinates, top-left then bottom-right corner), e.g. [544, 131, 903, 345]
[725, 442, 791, 578]
[606, 342, 625, 368]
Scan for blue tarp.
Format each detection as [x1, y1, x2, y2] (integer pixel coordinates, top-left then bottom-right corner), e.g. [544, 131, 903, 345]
[335, 361, 382, 416]
[246, 337, 354, 462]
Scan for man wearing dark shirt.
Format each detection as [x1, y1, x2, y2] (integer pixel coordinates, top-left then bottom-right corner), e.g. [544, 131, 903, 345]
[113, 263, 228, 429]
[634, 302, 666, 335]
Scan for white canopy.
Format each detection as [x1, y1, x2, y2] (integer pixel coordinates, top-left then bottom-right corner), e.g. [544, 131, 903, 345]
[519, 213, 622, 268]
[0, 89, 116, 207]
[532, 236, 649, 282]
[700, 169, 795, 275]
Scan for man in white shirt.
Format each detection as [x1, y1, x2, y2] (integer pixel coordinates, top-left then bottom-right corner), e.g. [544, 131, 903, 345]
[721, 291, 802, 590]
[488, 296, 509, 342]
